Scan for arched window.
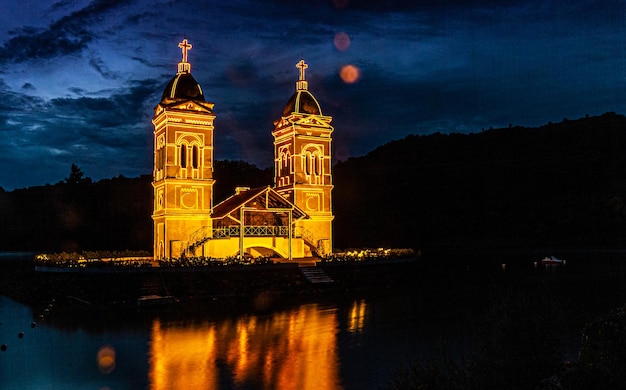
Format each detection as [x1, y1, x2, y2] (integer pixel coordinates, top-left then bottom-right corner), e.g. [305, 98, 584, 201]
[281, 151, 290, 176]
[311, 153, 320, 175]
[303, 147, 323, 183]
[156, 137, 165, 171]
[317, 155, 323, 176]
[304, 153, 311, 175]
[192, 145, 199, 169]
[180, 144, 187, 168]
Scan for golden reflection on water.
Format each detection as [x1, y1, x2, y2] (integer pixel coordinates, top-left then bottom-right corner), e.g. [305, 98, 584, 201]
[348, 299, 367, 333]
[149, 304, 343, 389]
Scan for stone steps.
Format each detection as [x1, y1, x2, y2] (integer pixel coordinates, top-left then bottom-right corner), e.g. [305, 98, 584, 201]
[139, 274, 166, 296]
[299, 266, 334, 284]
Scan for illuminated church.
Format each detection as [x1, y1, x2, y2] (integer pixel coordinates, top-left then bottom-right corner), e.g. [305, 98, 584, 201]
[152, 40, 334, 260]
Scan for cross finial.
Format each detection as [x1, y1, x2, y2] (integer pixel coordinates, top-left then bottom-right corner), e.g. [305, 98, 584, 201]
[178, 39, 192, 63]
[296, 59, 308, 81]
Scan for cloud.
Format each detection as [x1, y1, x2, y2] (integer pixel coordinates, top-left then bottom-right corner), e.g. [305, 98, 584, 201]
[48, 0, 77, 13]
[21, 83, 36, 91]
[0, 0, 132, 63]
[68, 87, 87, 95]
[1, 0, 625, 190]
[89, 56, 119, 80]
[0, 77, 159, 189]
[0, 27, 91, 63]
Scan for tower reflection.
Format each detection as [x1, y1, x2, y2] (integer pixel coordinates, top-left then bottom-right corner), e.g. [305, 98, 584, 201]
[149, 303, 343, 389]
[348, 299, 367, 333]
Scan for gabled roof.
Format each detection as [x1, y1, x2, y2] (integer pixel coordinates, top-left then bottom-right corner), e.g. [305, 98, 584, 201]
[212, 186, 307, 221]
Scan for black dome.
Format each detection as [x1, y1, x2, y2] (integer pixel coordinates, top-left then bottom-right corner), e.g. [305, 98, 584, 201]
[161, 72, 205, 102]
[282, 90, 321, 116]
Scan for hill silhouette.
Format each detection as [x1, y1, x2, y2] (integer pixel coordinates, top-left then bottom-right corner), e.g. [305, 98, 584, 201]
[334, 112, 626, 251]
[0, 161, 271, 252]
[2, 113, 626, 253]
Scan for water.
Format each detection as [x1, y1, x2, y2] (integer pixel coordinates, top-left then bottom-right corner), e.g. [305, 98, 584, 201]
[0, 294, 467, 390]
[1, 250, 626, 389]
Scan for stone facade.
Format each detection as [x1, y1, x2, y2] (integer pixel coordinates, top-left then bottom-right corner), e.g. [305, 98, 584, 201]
[152, 41, 333, 259]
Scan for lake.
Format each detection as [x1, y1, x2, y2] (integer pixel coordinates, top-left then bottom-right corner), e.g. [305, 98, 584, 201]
[1, 250, 625, 389]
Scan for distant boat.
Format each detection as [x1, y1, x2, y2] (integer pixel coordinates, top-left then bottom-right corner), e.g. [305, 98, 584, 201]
[541, 256, 565, 265]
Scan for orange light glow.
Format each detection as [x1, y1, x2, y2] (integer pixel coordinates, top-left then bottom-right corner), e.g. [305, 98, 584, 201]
[339, 64, 360, 84]
[348, 299, 367, 333]
[97, 345, 116, 374]
[333, 32, 350, 51]
[296, 59, 309, 80]
[178, 39, 192, 63]
[150, 319, 218, 390]
[148, 304, 341, 389]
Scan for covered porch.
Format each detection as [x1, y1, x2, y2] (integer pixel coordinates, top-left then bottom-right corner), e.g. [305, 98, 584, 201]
[186, 187, 316, 259]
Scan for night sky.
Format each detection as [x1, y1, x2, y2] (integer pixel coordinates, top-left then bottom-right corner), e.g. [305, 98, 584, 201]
[1, 0, 625, 190]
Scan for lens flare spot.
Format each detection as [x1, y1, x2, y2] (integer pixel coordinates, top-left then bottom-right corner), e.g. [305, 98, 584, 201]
[97, 345, 116, 374]
[340, 64, 360, 84]
[333, 32, 350, 51]
[333, 0, 349, 9]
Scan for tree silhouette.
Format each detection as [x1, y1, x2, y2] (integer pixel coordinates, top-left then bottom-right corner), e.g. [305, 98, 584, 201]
[65, 163, 92, 185]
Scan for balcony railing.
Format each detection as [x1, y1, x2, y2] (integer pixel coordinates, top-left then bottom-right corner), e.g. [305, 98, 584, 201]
[188, 225, 314, 252]
[209, 225, 291, 238]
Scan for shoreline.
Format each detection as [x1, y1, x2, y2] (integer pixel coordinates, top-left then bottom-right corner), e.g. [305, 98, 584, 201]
[0, 257, 422, 309]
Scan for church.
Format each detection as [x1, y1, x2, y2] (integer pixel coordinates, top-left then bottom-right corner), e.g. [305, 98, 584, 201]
[151, 40, 334, 260]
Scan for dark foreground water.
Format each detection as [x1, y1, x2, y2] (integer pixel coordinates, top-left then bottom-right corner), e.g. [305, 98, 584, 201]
[1, 250, 626, 389]
[0, 293, 471, 389]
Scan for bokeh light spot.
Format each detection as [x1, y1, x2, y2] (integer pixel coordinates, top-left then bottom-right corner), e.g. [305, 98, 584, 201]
[97, 345, 116, 374]
[333, 32, 350, 51]
[333, 0, 349, 9]
[340, 64, 361, 84]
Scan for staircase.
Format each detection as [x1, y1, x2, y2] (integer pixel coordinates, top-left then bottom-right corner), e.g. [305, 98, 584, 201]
[138, 273, 167, 296]
[299, 266, 334, 284]
[294, 227, 322, 257]
[186, 225, 213, 254]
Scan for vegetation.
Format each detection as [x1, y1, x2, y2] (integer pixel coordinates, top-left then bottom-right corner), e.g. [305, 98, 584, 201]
[0, 161, 271, 252]
[559, 305, 626, 388]
[33, 248, 414, 267]
[213, 160, 272, 202]
[322, 248, 416, 262]
[34, 250, 151, 268]
[333, 112, 626, 250]
[64, 163, 93, 185]
[3, 113, 626, 252]
[0, 174, 153, 252]
[383, 297, 626, 390]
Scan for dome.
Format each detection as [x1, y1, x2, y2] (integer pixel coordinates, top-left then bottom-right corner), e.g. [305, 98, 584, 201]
[161, 72, 205, 102]
[282, 89, 322, 116]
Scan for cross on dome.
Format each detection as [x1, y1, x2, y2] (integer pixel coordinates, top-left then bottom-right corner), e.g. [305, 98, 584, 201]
[179, 39, 192, 63]
[296, 59, 308, 81]
[177, 39, 193, 73]
[295, 59, 309, 91]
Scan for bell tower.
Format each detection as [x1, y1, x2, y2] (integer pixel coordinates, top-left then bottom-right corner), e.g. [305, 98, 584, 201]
[272, 60, 334, 256]
[152, 39, 215, 259]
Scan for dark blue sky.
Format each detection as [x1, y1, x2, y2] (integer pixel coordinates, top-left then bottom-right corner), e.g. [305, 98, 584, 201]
[1, 0, 625, 190]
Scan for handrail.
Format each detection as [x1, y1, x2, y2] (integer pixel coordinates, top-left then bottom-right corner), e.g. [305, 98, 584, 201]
[186, 225, 319, 254]
[293, 226, 314, 245]
[189, 225, 212, 244]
